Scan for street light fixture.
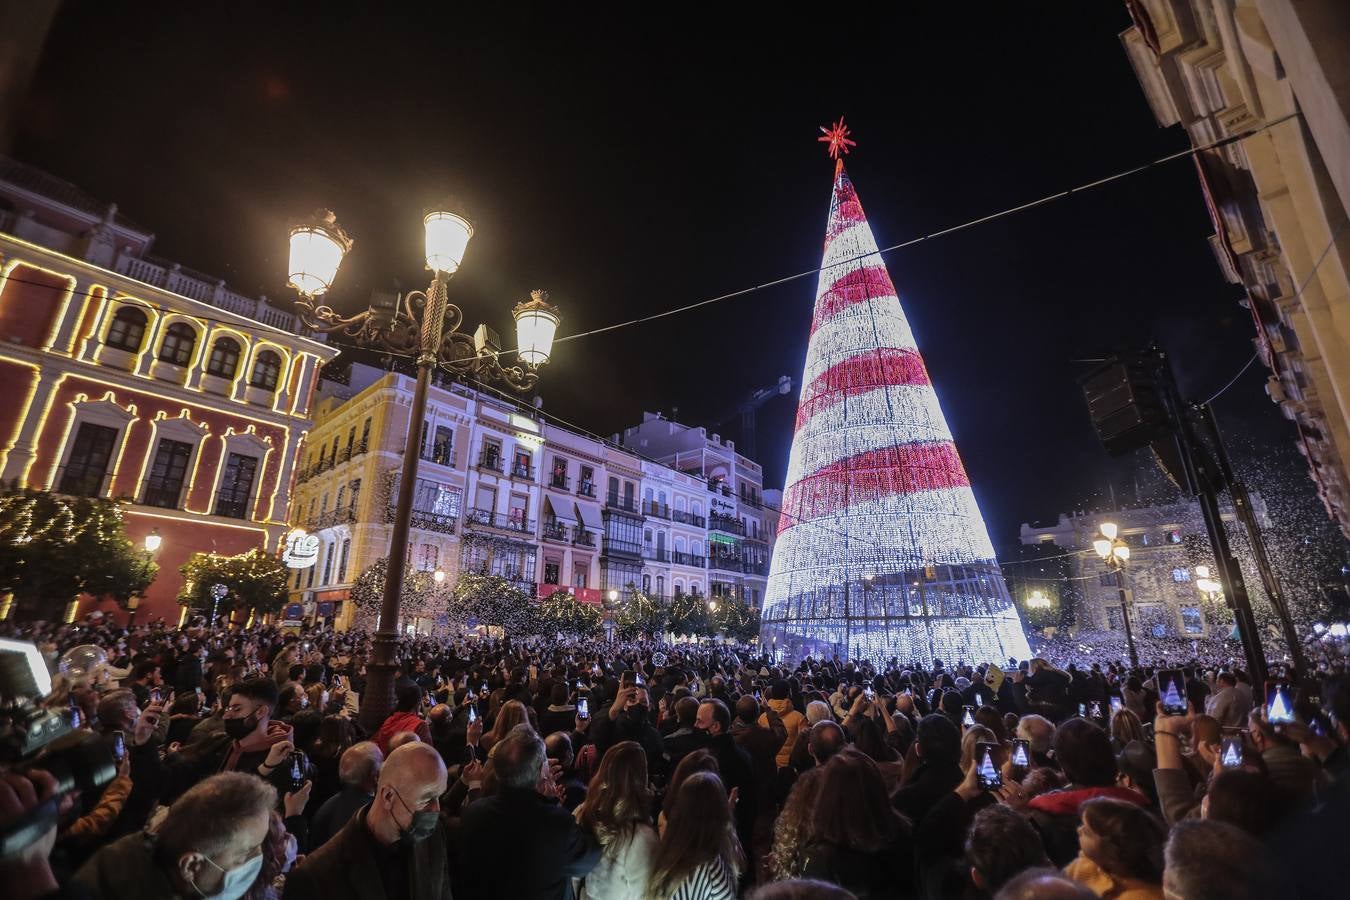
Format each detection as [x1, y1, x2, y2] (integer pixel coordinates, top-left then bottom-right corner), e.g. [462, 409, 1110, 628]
[433, 568, 446, 585]
[1194, 565, 1223, 598]
[1027, 590, 1051, 609]
[1093, 522, 1139, 668]
[286, 207, 562, 733]
[607, 590, 619, 602]
[143, 530, 162, 554]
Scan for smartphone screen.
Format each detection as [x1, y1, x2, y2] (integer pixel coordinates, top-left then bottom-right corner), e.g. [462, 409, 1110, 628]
[150, 687, 162, 704]
[863, 687, 874, 701]
[1010, 738, 1030, 773]
[1089, 700, 1104, 720]
[1157, 670, 1188, 716]
[976, 742, 1003, 790]
[961, 706, 976, 728]
[467, 705, 478, 724]
[1265, 681, 1296, 724]
[288, 753, 306, 793]
[1109, 695, 1123, 715]
[480, 682, 489, 696]
[1220, 737, 1244, 769]
[112, 730, 126, 762]
[1078, 702, 1087, 717]
[974, 692, 984, 707]
[577, 697, 589, 719]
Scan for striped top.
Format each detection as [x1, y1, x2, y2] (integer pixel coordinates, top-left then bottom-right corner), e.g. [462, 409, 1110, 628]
[665, 858, 738, 900]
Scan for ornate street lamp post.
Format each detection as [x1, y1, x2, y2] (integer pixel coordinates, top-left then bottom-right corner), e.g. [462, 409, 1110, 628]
[286, 207, 560, 733]
[1092, 522, 1138, 668]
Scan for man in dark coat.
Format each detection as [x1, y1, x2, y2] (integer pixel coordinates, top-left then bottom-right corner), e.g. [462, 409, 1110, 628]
[891, 713, 963, 825]
[589, 683, 666, 784]
[285, 742, 452, 900]
[75, 772, 274, 900]
[455, 724, 600, 899]
[695, 699, 757, 868]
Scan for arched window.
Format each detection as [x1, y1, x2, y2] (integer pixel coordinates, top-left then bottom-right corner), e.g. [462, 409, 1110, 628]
[250, 350, 282, 390]
[206, 337, 241, 378]
[158, 322, 197, 366]
[105, 307, 147, 353]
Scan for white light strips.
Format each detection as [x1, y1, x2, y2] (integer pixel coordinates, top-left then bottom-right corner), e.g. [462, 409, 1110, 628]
[762, 165, 1031, 665]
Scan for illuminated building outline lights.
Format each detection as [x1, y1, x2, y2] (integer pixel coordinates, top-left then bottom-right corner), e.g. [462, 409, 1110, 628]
[760, 125, 1031, 666]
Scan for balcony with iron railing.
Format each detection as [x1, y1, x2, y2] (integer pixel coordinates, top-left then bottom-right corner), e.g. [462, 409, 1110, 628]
[421, 447, 457, 468]
[464, 507, 535, 536]
[572, 530, 597, 549]
[548, 472, 570, 491]
[476, 452, 504, 474]
[708, 513, 746, 536]
[604, 494, 641, 515]
[312, 507, 357, 529]
[510, 462, 534, 480]
[576, 481, 597, 498]
[383, 503, 456, 535]
[642, 501, 671, 519]
[742, 561, 769, 577]
[542, 519, 570, 543]
[671, 551, 707, 568]
[739, 491, 763, 509]
[671, 510, 706, 528]
[708, 553, 743, 573]
[642, 547, 671, 563]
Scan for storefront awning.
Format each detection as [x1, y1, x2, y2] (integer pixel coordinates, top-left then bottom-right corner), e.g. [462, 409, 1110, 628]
[546, 496, 578, 526]
[577, 502, 602, 531]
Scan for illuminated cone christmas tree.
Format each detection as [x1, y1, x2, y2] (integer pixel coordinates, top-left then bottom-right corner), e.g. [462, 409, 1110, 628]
[761, 119, 1031, 665]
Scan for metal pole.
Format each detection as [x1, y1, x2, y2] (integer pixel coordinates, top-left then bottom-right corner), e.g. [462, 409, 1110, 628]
[1116, 564, 1140, 668]
[358, 273, 445, 734]
[1198, 403, 1307, 679]
[1153, 348, 1267, 684]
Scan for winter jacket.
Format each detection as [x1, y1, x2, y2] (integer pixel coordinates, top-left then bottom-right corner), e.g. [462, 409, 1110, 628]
[371, 710, 431, 754]
[162, 718, 296, 803]
[576, 822, 657, 900]
[760, 698, 805, 769]
[73, 831, 181, 900]
[1026, 785, 1150, 866]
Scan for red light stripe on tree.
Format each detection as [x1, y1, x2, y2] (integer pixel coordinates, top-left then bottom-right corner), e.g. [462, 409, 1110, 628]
[777, 442, 970, 533]
[794, 348, 930, 431]
[809, 264, 898, 333]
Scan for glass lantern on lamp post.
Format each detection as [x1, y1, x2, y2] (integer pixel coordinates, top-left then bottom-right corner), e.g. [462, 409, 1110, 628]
[1093, 522, 1139, 668]
[286, 207, 562, 734]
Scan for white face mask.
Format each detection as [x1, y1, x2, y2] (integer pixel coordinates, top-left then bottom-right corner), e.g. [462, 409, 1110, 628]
[191, 851, 263, 900]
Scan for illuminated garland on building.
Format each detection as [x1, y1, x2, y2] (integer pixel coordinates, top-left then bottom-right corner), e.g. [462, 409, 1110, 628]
[761, 154, 1031, 666]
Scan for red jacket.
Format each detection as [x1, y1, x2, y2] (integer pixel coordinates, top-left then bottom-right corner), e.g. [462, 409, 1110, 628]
[373, 711, 431, 754]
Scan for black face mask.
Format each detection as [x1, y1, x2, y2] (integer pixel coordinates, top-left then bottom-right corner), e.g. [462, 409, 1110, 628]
[626, 705, 649, 724]
[392, 788, 438, 843]
[223, 712, 258, 741]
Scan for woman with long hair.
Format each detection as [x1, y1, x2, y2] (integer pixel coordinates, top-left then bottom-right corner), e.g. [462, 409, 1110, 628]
[958, 725, 998, 773]
[306, 714, 354, 810]
[767, 766, 825, 881]
[1063, 797, 1166, 899]
[1109, 707, 1146, 752]
[573, 741, 657, 900]
[648, 771, 742, 900]
[659, 749, 719, 835]
[483, 699, 531, 756]
[798, 748, 914, 898]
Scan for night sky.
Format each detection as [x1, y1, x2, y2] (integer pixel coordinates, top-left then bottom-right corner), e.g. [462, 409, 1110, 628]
[13, 3, 1313, 548]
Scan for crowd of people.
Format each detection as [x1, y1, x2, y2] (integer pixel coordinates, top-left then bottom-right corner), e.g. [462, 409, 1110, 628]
[1, 616, 1347, 900]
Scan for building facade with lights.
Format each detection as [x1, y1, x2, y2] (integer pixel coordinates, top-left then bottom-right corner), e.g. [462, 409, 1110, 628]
[621, 412, 777, 610]
[1018, 499, 1263, 639]
[1122, 2, 1350, 536]
[0, 157, 337, 623]
[287, 362, 783, 629]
